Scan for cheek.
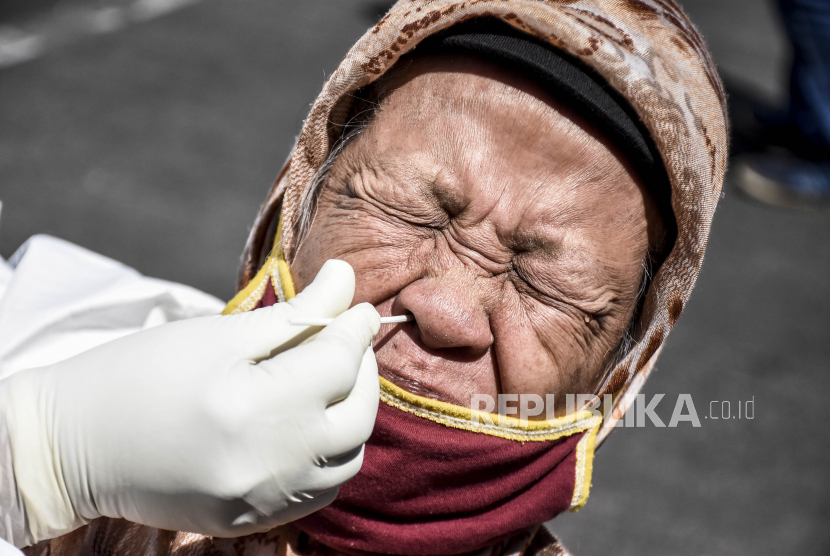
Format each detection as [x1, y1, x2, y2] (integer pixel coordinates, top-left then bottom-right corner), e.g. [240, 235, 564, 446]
[291, 191, 431, 307]
[490, 288, 609, 402]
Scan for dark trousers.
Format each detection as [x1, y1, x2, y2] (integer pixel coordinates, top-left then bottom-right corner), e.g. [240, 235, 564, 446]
[778, 0, 830, 153]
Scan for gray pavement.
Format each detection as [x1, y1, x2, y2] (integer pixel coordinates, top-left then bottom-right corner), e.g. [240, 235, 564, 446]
[1, 1, 828, 553]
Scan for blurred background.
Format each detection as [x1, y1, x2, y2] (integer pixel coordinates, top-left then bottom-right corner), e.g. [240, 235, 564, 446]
[0, 0, 828, 553]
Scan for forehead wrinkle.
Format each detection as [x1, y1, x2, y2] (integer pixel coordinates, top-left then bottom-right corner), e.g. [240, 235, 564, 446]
[420, 95, 570, 261]
[416, 107, 501, 223]
[453, 95, 555, 217]
[485, 166, 579, 260]
[507, 186, 601, 270]
[419, 120, 519, 267]
[370, 62, 642, 262]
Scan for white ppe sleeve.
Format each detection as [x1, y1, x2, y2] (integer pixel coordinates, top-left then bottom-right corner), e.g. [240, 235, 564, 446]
[0, 236, 27, 549]
[0, 234, 226, 380]
[0, 410, 29, 551]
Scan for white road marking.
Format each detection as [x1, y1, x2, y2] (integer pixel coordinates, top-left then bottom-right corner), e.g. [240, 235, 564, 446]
[0, 27, 46, 68]
[0, 0, 208, 69]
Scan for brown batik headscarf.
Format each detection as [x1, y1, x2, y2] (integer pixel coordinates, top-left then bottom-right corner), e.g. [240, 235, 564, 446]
[24, 1, 727, 555]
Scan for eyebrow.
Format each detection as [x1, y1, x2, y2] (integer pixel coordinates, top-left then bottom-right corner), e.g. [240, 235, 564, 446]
[509, 229, 565, 261]
[368, 150, 581, 264]
[380, 157, 468, 217]
[428, 174, 467, 216]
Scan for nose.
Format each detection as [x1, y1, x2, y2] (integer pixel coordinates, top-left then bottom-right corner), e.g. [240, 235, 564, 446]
[393, 269, 494, 357]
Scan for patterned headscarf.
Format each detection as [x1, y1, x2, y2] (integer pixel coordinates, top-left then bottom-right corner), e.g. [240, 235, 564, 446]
[24, 1, 726, 555]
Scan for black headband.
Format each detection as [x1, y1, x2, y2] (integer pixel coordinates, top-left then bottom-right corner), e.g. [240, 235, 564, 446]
[411, 18, 674, 247]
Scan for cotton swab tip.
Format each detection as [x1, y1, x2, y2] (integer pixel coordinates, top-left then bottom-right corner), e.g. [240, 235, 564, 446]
[381, 314, 412, 324]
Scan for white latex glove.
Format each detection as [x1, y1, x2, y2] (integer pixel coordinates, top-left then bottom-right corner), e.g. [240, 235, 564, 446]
[0, 259, 380, 545]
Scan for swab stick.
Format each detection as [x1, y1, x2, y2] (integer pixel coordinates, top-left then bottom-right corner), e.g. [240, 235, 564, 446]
[288, 314, 413, 326]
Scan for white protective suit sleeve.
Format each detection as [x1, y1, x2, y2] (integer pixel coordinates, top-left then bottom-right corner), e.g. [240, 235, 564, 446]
[0, 234, 226, 551]
[0, 235, 227, 378]
[0, 251, 25, 554]
[0, 408, 27, 555]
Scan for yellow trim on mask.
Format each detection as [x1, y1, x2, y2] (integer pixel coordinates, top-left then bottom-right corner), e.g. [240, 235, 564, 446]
[274, 257, 295, 300]
[379, 376, 602, 443]
[569, 415, 600, 511]
[222, 257, 274, 315]
[273, 214, 295, 299]
[223, 214, 294, 314]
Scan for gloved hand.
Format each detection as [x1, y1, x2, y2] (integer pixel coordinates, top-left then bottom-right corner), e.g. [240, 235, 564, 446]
[0, 259, 380, 544]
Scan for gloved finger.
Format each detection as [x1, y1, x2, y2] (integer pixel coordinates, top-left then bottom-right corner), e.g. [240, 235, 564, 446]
[289, 446, 365, 497]
[285, 259, 355, 317]
[221, 259, 357, 361]
[318, 445, 366, 489]
[228, 487, 341, 536]
[265, 303, 380, 404]
[322, 347, 379, 458]
[277, 487, 340, 525]
[309, 303, 380, 403]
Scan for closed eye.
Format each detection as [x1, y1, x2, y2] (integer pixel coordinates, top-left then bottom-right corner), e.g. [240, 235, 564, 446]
[509, 257, 615, 324]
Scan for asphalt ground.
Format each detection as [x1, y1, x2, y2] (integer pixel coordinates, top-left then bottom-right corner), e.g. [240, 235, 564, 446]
[1, 1, 828, 554]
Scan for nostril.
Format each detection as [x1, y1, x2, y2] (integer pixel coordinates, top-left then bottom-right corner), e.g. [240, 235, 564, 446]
[394, 277, 495, 355]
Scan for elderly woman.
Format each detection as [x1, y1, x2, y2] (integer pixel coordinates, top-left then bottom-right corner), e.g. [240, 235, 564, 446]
[24, 1, 727, 555]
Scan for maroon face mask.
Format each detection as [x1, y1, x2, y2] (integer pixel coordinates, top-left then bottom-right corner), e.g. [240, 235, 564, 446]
[294, 377, 602, 556]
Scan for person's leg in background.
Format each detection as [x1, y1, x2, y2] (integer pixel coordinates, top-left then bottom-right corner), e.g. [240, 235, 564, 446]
[734, 0, 830, 207]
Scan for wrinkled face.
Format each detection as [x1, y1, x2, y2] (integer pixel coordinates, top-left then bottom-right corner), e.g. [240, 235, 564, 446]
[292, 56, 659, 414]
